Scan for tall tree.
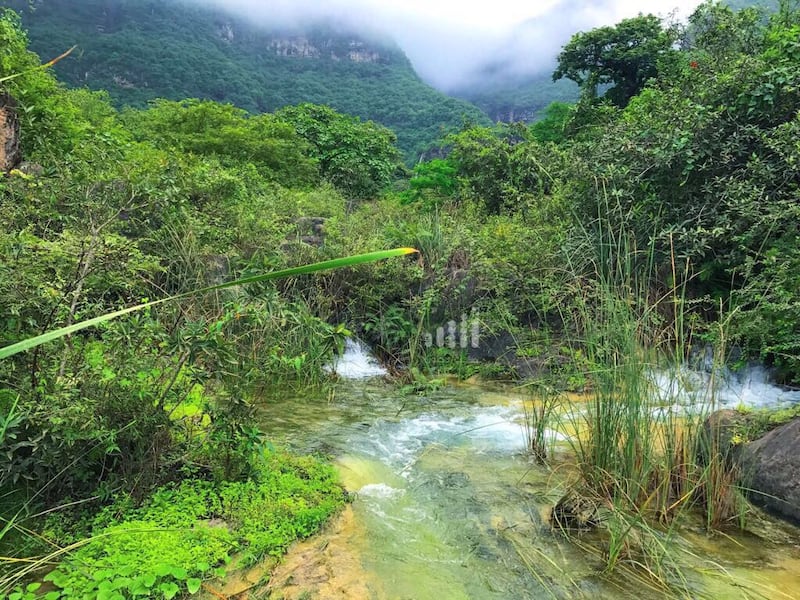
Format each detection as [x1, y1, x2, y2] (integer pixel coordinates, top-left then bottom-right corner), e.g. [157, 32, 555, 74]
[553, 14, 676, 107]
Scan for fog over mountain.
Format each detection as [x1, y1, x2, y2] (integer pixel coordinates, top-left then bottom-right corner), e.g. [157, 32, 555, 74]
[193, 0, 705, 90]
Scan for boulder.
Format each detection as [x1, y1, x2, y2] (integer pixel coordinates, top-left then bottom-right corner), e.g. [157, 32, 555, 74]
[700, 409, 755, 465]
[294, 216, 326, 247]
[295, 216, 326, 236]
[17, 161, 43, 177]
[742, 417, 800, 523]
[0, 93, 21, 173]
[467, 330, 515, 362]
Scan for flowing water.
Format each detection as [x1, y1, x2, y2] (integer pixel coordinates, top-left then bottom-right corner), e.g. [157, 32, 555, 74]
[256, 347, 800, 599]
[651, 363, 800, 411]
[325, 338, 389, 379]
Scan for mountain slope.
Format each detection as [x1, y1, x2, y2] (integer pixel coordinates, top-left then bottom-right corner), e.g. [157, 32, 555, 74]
[454, 75, 579, 123]
[8, 0, 490, 161]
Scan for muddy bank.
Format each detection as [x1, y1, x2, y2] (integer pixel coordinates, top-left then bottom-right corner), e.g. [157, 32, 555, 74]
[264, 505, 383, 600]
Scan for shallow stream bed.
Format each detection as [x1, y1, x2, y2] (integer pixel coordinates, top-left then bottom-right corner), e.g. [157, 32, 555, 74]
[256, 379, 800, 600]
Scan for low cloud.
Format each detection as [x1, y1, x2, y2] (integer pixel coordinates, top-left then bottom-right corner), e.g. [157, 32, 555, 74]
[191, 0, 704, 91]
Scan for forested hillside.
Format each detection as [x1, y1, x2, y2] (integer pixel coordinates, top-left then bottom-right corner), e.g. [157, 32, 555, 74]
[7, 0, 490, 161]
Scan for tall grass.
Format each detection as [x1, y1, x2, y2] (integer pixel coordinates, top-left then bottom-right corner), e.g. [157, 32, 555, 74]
[552, 212, 748, 587]
[521, 381, 562, 463]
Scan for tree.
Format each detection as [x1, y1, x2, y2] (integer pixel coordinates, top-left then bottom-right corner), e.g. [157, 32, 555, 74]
[445, 124, 558, 214]
[277, 103, 403, 200]
[553, 14, 676, 107]
[684, 1, 764, 66]
[400, 158, 457, 209]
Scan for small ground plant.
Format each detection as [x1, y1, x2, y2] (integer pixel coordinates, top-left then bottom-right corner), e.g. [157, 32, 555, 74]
[6, 452, 345, 599]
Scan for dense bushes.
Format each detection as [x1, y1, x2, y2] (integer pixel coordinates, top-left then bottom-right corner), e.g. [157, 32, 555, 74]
[0, 8, 391, 527]
[396, 1, 800, 381]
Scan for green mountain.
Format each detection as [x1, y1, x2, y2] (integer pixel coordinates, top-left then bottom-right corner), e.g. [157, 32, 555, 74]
[454, 74, 579, 123]
[7, 0, 490, 161]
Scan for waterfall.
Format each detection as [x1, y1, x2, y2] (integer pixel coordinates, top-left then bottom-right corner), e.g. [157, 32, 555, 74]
[326, 338, 388, 379]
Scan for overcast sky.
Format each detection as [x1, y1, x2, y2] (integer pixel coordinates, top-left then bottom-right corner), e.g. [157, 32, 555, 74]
[195, 0, 706, 90]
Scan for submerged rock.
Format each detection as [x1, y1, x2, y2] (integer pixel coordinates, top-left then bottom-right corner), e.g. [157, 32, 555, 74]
[551, 488, 600, 530]
[743, 417, 800, 523]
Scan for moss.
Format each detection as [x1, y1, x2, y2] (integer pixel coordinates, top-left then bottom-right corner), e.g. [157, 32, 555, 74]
[737, 404, 800, 443]
[37, 451, 346, 599]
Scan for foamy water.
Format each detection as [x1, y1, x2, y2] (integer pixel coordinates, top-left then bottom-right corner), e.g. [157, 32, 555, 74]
[258, 372, 800, 598]
[326, 338, 388, 379]
[651, 363, 800, 411]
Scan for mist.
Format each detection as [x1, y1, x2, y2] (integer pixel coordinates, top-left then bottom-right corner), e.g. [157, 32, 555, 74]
[191, 0, 705, 91]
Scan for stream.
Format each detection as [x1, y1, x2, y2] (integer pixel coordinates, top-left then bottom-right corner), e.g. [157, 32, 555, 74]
[255, 342, 800, 599]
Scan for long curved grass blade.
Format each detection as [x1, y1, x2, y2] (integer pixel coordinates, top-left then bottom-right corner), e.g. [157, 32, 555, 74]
[0, 248, 417, 360]
[0, 46, 76, 84]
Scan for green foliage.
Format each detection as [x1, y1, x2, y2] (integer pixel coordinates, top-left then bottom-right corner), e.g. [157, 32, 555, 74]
[688, 1, 765, 66]
[363, 305, 416, 355]
[544, 4, 800, 377]
[445, 124, 560, 213]
[4, 2, 800, 593]
[31, 452, 345, 599]
[521, 382, 563, 463]
[553, 14, 677, 106]
[0, 9, 414, 533]
[122, 99, 318, 188]
[400, 159, 457, 208]
[277, 104, 403, 199]
[528, 102, 575, 144]
[0, 9, 80, 156]
[731, 235, 800, 380]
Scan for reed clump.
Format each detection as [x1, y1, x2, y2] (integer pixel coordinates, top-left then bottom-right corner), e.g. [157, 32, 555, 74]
[552, 225, 748, 589]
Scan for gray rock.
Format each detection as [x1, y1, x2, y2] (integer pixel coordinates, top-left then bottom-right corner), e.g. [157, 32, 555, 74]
[467, 330, 516, 362]
[743, 418, 800, 523]
[300, 235, 324, 247]
[700, 409, 755, 466]
[0, 93, 21, 173]
[292, 217, 326, 247]
[18, 162, 43, 177]
[295, 216, 326, 236]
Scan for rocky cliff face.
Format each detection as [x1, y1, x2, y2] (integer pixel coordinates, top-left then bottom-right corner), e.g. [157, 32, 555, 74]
[267, 37, 382, 63]
[485, 107, 540, 123]
[213, 22, 386, 64]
